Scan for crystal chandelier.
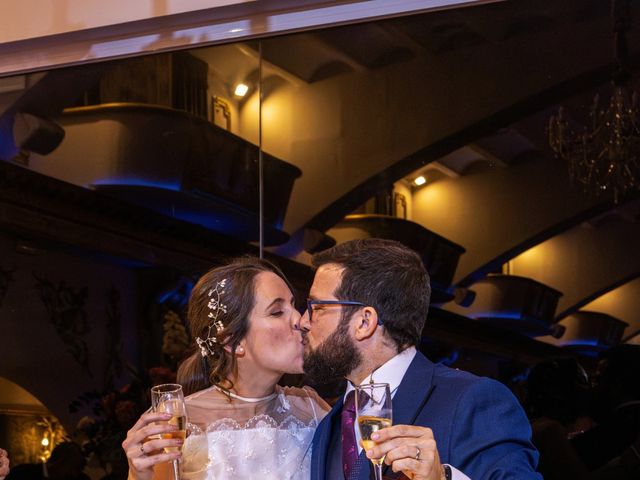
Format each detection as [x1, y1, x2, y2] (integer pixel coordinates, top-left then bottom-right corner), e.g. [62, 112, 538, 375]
[548, 0, 640, 202]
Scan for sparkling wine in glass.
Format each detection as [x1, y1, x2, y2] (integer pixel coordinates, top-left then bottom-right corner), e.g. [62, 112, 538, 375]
[355, 382, 393, 480]
[151, 383, 187, 479]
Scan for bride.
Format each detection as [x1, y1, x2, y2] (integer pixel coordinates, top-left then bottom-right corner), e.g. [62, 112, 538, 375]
[123, 258, 329, 480]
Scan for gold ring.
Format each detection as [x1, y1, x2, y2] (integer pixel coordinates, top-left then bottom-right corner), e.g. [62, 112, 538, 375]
[415, 447, 421, 461]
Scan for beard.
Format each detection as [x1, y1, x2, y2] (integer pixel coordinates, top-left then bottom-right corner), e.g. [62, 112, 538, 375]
[303, 320, 362, 384]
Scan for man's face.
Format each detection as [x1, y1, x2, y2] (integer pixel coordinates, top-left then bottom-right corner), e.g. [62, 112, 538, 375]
[300, 264, 362, 383]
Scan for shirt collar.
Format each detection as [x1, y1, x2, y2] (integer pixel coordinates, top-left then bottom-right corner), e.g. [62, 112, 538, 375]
[345, 346, 417, 399]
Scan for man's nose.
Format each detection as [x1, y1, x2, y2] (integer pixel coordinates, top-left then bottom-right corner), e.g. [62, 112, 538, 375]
[294, 308, 311, 333]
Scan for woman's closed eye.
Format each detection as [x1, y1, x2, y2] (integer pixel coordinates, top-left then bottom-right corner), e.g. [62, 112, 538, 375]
[266, 297, 296, 317]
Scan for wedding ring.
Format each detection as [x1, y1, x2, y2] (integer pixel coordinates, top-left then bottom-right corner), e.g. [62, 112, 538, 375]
[140, 443, 146, 455]
[415, 447, 421, 461]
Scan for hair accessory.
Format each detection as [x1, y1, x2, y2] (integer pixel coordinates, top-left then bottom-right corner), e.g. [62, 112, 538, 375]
[196, 278, 228, 357]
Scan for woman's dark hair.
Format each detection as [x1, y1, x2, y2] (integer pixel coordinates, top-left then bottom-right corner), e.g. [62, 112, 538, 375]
[177, 257, 293, 396]
[312, 238, 430, 351]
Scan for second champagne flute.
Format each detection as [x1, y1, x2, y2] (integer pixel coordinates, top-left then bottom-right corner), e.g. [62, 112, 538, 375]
[150, 383, 187, 480]
[355, 382, 393, 480]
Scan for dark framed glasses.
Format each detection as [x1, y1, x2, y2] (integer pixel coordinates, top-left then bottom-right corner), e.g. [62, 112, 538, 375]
[306, 299, 383, 325]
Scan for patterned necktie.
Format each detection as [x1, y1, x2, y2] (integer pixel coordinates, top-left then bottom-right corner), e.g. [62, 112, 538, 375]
[341, 390, 359, 479]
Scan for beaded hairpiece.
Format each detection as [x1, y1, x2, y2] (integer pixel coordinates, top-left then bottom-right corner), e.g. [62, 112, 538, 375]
[195, 278, 228, 357]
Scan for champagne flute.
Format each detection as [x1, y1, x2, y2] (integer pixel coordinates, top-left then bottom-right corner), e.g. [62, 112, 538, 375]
[151, 383, 187, 480]
[355, 383, 393, 480]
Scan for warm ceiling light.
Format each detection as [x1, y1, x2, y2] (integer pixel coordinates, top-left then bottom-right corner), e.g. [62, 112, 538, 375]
[414, 176, 426, 186]
[234, 83, 249, 97]
[41, 437, 49, 447]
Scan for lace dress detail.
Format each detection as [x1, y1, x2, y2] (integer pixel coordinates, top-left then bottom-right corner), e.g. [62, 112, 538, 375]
[181, 386, 327, 480]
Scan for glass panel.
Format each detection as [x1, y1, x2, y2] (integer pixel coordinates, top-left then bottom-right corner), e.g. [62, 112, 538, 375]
[1, 1, 638, 475]
[0, 44, 281, 245]
[0, 42, 270, 471]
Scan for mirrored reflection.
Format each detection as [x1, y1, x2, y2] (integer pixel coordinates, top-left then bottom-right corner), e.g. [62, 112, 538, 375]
[0, 45, 297, 247]
[1, 0, 640, 475]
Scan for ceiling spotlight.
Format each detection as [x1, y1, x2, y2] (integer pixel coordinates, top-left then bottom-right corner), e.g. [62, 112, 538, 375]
[234, 83, 249, 97]
[414, 176, 426, 186]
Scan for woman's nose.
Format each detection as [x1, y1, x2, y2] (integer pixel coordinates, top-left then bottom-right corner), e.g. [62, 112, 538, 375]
[291, 308, 302, 331]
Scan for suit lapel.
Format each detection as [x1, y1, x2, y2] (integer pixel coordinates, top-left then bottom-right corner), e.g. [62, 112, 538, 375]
[312, 396, 344, 480]
[316, 353, 438, 480]
[382, 352, 437, 478]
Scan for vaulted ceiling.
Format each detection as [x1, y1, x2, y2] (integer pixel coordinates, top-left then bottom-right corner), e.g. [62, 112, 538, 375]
[252, 0, 640, 345]
[1, 0, 639, 353]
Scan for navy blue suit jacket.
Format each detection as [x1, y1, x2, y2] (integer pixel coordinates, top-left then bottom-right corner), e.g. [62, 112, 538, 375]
[310, 352, 542, 480]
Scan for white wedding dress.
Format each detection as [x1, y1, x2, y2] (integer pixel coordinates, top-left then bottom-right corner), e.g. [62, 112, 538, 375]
[180, 385, 327, 480]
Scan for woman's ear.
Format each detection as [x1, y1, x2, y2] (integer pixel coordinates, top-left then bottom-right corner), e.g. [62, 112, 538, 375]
[354, 306, 379, 341]
[223, 343, 245, 356]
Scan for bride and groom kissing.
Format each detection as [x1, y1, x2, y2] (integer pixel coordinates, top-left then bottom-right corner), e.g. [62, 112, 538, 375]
[123, 239, 541, 480]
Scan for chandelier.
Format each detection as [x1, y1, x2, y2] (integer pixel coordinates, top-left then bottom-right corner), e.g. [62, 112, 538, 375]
[548, 0, 640, 202]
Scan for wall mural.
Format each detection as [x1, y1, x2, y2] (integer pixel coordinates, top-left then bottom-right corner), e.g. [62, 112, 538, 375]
[162, 310, 189, 364]
[68, 283, 182, 478]
[0, 265, 14, 308]
[33, 272, 91, 376]
[103, 286, 125, 392]
[155, 275, 193, 369]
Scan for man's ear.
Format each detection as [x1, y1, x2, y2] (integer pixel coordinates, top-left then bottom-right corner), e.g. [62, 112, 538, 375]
[354, 306, 380, 341]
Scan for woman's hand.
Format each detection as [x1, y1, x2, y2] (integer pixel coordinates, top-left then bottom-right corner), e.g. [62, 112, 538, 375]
[122, 411, 183, 480]
[0, 448, 10, 480]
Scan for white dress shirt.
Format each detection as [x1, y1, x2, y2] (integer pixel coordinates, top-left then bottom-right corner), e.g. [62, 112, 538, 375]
[344, 347, 471, 480]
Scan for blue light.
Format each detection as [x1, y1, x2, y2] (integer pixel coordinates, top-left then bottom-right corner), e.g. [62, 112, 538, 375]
[438, 349, 459, 366]
[173, 210, 240, 232]
[558, 338, 601, 347]
[511, 367, 532, 383]
[0, 116, 19, 161]
[156, 277, 195, 308]
[471, 311, 523, 320]
[92, 178, 181, 191]
[93, 183, 287, 244]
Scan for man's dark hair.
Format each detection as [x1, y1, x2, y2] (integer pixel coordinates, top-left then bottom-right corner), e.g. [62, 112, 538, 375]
[312, 238, 430, 350]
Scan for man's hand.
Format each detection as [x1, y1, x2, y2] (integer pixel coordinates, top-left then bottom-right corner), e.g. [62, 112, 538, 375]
[366, 425, 444, 480]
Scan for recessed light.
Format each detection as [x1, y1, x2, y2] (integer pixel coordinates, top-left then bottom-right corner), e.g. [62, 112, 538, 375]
[234, 83, 249, 97]
[414, 176, 426, 186]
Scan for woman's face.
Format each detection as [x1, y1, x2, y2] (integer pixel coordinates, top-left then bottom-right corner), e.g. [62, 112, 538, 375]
[240, 271, 304, 375]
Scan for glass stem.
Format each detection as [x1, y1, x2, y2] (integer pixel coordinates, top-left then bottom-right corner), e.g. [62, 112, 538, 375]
[172, 459, 180, 480]
[373, 462, 383, 480]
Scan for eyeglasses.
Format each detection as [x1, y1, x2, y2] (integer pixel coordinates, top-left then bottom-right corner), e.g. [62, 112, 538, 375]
[306, 299, 383, 325]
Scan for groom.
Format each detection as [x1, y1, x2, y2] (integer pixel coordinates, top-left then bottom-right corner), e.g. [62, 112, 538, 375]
[296, 238, 541, 480]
